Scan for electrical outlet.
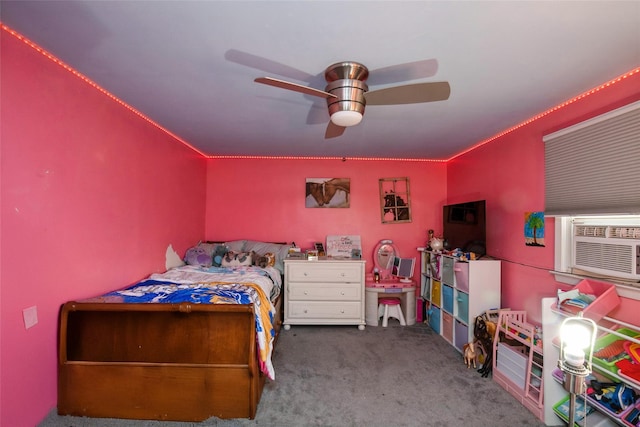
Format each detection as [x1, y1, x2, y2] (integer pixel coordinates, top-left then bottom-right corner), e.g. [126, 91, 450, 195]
[23, 306, 38, 329]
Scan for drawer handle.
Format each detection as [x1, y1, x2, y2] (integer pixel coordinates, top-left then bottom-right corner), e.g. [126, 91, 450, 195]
[340, 310, 345, 313]
[304, 291, 308, 295]
[341, 291, 345, 295]
[304, 309, 308, 314]
[340, 272, 345, 277]
[303, 272, 308, 276]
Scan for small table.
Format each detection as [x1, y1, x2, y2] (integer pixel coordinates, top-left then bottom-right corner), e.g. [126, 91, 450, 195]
[365, 278, 416, 326]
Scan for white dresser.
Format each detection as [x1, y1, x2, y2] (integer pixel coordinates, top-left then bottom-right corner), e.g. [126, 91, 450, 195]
[283, 258, 366, 330]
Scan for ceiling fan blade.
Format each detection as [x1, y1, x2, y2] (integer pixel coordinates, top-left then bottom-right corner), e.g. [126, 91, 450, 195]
[365, 81, 451, 105]
[225, 49, 315, 82]
[325, 121, 346, 139]
[368, 59, 439, 86]
[255, 77, 336, 99]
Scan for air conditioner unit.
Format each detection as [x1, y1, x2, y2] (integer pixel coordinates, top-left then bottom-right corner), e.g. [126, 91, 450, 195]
[573, 225, 640, 280]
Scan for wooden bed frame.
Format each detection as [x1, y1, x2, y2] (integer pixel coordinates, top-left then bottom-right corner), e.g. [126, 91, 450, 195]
[58, 295, 282, 421]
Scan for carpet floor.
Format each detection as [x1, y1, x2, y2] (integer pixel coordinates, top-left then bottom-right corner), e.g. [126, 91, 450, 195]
[40, 322, 547, 427]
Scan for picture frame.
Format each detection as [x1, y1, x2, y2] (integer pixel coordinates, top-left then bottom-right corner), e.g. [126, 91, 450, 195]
[379, 177, 412, 223]
[305, 178, 350, 208]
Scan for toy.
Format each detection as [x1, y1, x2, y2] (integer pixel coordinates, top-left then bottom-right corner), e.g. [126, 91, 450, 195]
[463, 342, 477, 369]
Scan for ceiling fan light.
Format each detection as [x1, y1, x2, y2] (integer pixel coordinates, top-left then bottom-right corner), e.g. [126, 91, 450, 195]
[330, 110, 363, 127]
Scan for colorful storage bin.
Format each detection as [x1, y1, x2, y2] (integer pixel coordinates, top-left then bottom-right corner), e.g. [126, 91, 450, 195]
[442, 285, 454, 313]
[593, 328, 639, 374]
[553, 394, 594, 427]
[429, 305, 441, 334]
[621, 399, 640, 427]
[556, 279, 621, 322]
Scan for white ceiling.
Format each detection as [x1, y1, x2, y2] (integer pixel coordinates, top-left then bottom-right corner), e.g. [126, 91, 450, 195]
[2, 1, 639, 160]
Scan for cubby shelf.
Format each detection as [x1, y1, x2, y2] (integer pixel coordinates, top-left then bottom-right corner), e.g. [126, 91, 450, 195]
[419, 249, 500, 353]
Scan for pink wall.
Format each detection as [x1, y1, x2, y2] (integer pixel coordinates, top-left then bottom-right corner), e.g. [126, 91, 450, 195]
[447, 70, 640, 324]
[205, 158, 447, 269]
[3, 24, 640, 427]
[1, 31, 207, 426]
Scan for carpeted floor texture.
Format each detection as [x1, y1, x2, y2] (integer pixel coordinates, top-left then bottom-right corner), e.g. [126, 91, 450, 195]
[40, 322, 547, 427]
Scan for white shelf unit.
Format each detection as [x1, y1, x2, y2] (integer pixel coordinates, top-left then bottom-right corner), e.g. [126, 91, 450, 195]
[492, 310, 545, 421]
[419, 250, 501, 352]
[542, 297, 640, 426]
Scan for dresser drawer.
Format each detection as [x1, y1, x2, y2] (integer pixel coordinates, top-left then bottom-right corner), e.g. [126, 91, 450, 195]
[288, 283, 361, 301]
[287, 263, 362, 283]
[287, 301, 361, 319]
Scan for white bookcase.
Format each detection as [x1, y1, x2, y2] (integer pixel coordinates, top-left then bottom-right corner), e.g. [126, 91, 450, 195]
[419, 250, 501, 352]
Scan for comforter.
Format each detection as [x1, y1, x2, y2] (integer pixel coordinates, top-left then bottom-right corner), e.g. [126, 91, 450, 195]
[82, 264, 282, 379]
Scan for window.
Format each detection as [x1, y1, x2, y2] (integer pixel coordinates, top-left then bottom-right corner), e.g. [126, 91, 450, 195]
[544, 101, 640, 300]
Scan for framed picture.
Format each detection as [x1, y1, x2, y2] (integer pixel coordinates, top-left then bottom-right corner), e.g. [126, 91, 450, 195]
[379, 177, 411, 223]
[305, 178, 350, 208]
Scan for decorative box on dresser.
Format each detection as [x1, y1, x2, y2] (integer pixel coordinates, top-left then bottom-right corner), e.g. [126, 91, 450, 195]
[284, 258, 366, 330]
[419, 249, 501, 352]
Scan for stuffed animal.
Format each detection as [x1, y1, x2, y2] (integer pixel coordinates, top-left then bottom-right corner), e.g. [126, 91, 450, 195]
[463, 342, 477, 369]
[254, 252, 276, 268]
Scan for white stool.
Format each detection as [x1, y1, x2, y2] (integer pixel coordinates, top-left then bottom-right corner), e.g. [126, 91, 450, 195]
[378, 297, 406, 327]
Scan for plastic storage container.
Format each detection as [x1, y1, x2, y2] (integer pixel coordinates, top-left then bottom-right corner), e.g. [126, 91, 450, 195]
[556, 279, 621, 322]
[621, 399, 640, 427]
[592, 327, 639, 374]
[496, 342, 527, 389]
[553, 394, 604, 427]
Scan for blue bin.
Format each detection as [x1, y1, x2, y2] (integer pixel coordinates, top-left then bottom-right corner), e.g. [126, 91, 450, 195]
[442, 285, 454, 313]
[456, 291, 469, 324]
[429, 306, 441, 333]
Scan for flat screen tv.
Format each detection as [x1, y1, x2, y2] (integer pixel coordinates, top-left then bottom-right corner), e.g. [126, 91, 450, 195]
[443, 200, 486, 256]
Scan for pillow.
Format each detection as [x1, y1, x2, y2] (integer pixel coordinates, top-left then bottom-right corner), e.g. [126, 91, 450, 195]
[224, 240, 247, 252]
[221, 251, 255, 267]
[184, 244, 214, 267]
[243, 240, 293, 273]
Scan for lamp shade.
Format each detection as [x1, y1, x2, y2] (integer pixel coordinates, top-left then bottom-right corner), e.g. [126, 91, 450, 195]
[330, 110, 363, 127]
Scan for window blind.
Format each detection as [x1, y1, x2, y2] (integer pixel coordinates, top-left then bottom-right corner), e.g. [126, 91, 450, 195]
[544, 100, 640, 216]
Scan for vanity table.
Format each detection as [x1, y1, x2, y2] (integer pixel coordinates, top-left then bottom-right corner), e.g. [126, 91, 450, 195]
[364, 239, 417, 326]
[365, 278, 416, 326]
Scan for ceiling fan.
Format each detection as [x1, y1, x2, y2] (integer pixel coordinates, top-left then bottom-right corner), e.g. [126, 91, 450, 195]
[254, 61, 451, 138]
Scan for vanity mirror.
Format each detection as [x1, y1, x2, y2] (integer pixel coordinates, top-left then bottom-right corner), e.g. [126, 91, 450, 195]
[373, 239, 400, 279]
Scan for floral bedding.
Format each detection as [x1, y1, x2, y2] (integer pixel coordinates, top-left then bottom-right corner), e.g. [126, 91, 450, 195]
[81, 264, 282, 380]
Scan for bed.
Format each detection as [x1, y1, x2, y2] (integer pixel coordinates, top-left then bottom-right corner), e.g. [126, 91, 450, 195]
[57, 240, 291, 421]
